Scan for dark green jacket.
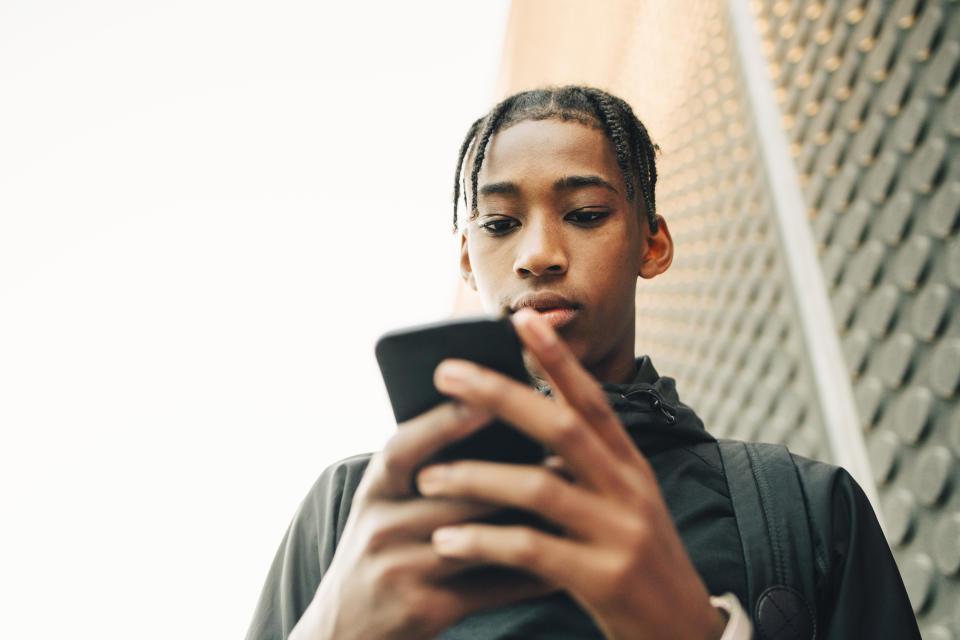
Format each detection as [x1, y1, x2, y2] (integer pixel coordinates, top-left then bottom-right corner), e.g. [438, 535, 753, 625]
[246, 356, 919, 639]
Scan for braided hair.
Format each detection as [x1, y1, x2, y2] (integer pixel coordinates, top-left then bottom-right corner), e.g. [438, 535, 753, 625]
[452, 86, 660, 234]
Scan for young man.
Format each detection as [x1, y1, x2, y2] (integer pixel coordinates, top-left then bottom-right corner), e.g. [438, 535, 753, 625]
[246, 86, 919, 639]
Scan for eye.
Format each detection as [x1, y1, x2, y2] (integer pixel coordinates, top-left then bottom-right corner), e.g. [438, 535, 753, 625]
[478, 217, 519, 236]
[566, 209, 611, 226]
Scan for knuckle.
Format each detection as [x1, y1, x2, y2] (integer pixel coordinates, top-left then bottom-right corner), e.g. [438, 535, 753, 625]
[525, 470, 558, 509]
[608, 468, 640, 499]
[398, 589, 443, 634]
[511, 530, 541, 566]
[551, 413, 586, 449]
[623, 516, 652, 550]
[368, 555, 403, 589]
[365, 522, 399, 554]
[606, 557, 639, 598]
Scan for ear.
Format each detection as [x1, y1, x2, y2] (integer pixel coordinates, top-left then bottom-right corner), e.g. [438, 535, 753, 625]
[639, 215, 674, 279]
[459, 231, 478, 290]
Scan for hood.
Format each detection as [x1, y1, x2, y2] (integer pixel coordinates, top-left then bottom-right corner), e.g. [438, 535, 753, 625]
[599, 355, 715, 455]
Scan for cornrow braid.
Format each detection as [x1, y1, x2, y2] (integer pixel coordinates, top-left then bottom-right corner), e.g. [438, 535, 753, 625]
[452, 117, 482, 231]
[578, 87, 660, 234]
[577, 87, 637, 204]
[452, 86, 660, 235]
[468, 95, 516, 229]
[626, 103, 661, 234]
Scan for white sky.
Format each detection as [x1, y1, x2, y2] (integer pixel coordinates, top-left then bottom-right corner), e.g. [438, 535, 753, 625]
[0, 1, 510, 637]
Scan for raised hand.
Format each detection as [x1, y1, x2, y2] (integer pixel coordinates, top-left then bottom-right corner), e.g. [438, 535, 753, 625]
[416, 308, 727, 640]
[290, 399, 552, 640]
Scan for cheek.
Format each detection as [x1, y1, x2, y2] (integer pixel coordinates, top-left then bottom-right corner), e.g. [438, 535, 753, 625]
[466, 239, 510, 305]
[587, 232, 640, 278]
[589, 238, 642, 309]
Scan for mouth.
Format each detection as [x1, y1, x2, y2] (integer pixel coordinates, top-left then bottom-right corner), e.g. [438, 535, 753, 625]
[531, 307, 580, 329]
[510, 293, 582, 330]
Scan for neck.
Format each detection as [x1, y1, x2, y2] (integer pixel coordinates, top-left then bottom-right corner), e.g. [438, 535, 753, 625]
[587, 310, 639, 384]
[523, 342, 638, 387]
[587, 348, 638, 385]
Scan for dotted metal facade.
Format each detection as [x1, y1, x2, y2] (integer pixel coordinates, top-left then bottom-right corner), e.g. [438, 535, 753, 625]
[491, 0, 956, 631]
[632, 2, 831, 463]
[753, 0, 960, 634]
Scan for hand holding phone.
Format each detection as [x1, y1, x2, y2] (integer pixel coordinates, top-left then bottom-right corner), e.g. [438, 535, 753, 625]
[293, 321, 557, 640]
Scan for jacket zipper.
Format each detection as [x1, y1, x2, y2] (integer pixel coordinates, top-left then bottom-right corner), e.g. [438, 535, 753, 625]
[621, 388, 677, 424]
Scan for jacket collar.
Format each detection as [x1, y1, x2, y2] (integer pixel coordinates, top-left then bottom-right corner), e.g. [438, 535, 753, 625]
[534, 355, 714, 452]
[600, 355, 715, 453]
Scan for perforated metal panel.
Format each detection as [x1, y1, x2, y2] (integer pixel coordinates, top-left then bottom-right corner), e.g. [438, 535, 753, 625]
[492, 0, 955, 630]
[752, 0, 960, 633]
[631, 2, 831, 463]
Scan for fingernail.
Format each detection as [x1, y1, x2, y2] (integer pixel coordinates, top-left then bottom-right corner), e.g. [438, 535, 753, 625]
[432, 527, 466, 554]
[417, 464, 447, 494]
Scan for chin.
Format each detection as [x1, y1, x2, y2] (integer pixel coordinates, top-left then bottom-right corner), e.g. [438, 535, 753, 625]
[560, 335, 591, 367]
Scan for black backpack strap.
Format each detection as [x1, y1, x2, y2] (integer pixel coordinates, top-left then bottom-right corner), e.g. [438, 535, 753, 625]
[717, 439, 817, 640]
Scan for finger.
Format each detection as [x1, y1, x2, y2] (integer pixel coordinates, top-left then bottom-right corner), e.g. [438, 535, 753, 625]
[416, 461, 602, 539]
[543, 455, 574, 482]
[374, 541, 486, 581]
[366, 401, 492, 498]
[430, 523, 592, 591]
[512, 309, 639, 461]
[434, 359, 621, 491]
[372, 497, 503, 545]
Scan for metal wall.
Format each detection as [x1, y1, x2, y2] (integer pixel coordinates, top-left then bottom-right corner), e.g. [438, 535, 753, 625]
[749, 0, 960, 633]
[485, 0, 959, 633]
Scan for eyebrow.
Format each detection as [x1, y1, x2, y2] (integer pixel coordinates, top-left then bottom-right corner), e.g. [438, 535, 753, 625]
[478, 175, 619, 198]
[554, 175, 619, 194]
[479, 181, 520, 197]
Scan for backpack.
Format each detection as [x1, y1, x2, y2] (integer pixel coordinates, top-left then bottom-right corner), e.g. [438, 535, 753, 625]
[717, 440, 818, 640]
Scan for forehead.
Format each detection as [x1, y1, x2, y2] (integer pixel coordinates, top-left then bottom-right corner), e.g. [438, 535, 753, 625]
[478, 119, 622, 188]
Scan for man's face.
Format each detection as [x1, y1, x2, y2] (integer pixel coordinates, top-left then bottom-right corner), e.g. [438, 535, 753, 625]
[460, 118, 673, 383]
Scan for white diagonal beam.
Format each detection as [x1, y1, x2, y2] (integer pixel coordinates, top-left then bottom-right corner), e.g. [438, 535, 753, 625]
[726, 0, 881, 513]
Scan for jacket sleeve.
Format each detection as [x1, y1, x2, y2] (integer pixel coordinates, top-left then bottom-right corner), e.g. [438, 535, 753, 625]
[795, 457, 920, 640]
[244, 454, 372, 640]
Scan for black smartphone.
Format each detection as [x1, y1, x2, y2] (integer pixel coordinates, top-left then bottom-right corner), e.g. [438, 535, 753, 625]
[374, 315, 546, 466]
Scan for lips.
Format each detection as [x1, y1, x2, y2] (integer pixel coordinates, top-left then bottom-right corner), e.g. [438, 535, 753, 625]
[533, 307, 579, 329]
[510, 293, 581, 329]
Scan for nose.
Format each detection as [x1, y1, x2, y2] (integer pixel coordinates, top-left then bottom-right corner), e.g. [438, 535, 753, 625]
[513, 218, 568, 277]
